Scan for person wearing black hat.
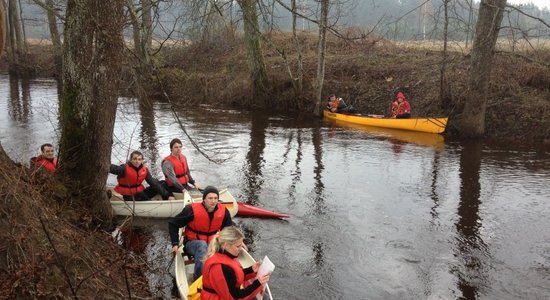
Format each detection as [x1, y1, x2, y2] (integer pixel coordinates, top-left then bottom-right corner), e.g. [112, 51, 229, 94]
[168, 185, 233, 280]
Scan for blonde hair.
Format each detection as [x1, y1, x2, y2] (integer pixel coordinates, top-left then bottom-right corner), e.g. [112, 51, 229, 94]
[203, 226, 244, 261]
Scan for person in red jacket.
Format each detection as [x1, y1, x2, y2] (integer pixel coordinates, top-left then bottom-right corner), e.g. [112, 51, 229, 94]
[30, 143, 58, 174]
[110, 150, 174, 201]
[162, 138, 201, 194]
[390, 91, 411, 118]
[168, 186, 233, 280]
[201, 226, 270, 300]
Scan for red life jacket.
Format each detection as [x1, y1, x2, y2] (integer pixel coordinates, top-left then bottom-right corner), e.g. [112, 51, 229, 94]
[184, 203, 225, 243]
[114, 164, 147, 196]
[162, 154, 190, 186]
[201, 253, 245, 300]
[31, 156, 58, 173]
[330, 99, 339, 110]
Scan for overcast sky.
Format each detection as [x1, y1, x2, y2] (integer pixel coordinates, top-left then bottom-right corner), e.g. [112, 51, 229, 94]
[507, 0, 549, 9]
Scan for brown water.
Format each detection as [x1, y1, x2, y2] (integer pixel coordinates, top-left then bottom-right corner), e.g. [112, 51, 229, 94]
[1, 75, 549, 299]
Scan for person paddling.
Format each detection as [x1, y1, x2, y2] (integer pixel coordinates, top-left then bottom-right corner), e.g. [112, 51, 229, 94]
[168, 186, 233, 281]
[390, 91, 411, 118]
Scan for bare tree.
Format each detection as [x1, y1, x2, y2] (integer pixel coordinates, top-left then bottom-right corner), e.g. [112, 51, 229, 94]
[59, 0, 125, 222]
[237, 0, 269, 106]
[6, 0, 27, 70]
[291, 0, 304, 95]
[458, 0, 507, 137]
[314, 0, 329, 117]
[440, 0, 450, 107]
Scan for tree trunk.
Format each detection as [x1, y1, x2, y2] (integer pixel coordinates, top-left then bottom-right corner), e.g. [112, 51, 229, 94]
[465, 0, 474, 49]
[45, 0, 63, 77]
[237, 0, 269, 107]
[458, 0, 506, 137]
[291, 0, 303, 95]
[127, 0, 154, 100]
[440, 0, 451, 109]
[0, 0, 5, 54]
[313, 0, 329, 117]
[142, 0, 152, 49]
[7, 0, 25, 69]
[59, 0, 125, 223]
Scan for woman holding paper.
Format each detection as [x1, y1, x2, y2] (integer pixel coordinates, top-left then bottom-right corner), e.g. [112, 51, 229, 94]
[201, 226, 270, 300]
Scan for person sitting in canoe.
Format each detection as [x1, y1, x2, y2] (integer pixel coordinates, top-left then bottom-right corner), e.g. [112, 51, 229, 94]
[162, 138, 201, 194]
[201, 226, 270, 300]
[390, 91, 411, 119]
[30, 143, 58, 174]
[110, 150, 174, 201]
[168, 186, 233, 281]
[327, 94, 358, 113]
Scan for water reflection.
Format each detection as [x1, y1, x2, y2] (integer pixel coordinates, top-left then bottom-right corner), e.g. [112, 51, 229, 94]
[282, 129, 303, 202]
[324, 118, 445, 150]
[8, 75, 31, 123]
[429, 153, 442, 224]
[310, 125, 326, 215]
[243, 113, 268, 205]
[455, 140, 489, 299]
[138, 97, 159, 172]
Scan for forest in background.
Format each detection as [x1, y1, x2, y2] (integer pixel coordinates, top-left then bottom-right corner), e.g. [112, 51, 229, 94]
[16, 0, 550, 42]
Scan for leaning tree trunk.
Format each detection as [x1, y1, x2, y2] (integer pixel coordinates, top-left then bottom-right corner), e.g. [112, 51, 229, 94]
[313, 0, 329, 117]
[59, 0, 124, 223]
[458, 0, 506, 137]
[237, 0, 269, 107]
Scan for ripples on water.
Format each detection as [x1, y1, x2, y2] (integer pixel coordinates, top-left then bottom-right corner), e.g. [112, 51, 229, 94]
[1, 74, 549, 299]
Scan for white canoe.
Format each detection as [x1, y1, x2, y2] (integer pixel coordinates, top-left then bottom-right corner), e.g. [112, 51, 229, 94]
[175, 243, 272, 299]
[109, 188, 238, 218]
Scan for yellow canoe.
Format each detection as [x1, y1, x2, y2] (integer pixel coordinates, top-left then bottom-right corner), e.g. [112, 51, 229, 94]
[326, 118, 445, 149]
[323, 110, 448, 134]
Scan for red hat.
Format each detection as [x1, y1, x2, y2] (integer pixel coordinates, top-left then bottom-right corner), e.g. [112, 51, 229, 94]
[396, 91, 405, 99]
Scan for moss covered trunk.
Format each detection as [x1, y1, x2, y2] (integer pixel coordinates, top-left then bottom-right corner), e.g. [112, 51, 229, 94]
[59, 0, 124, 223]
[238, 0, 269, 106]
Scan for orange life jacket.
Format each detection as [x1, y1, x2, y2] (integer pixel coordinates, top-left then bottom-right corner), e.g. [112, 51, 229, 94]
[114, 164, 147, 196]
[162, 154, 190, 186]
[184, 203, 225, 243]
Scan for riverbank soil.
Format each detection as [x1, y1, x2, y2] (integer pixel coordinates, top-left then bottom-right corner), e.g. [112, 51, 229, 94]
[0, 145, 151, 299]
[155, 33, 550, 142]
[2, 33, 549, 141]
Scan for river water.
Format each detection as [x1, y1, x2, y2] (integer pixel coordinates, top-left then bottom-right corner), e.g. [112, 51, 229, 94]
[1, 75, 549, 300]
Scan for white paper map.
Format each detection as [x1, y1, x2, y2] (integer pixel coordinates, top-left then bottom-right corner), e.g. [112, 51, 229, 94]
[257, 256, 275, 277]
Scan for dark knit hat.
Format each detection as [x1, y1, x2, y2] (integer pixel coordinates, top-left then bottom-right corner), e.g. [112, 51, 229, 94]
[202, 186, 219, 200]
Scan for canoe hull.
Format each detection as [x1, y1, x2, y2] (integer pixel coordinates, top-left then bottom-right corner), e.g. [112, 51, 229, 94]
[110, 188, 238, 218]
[323, 110, 448, 134]
[237, 202, 289, 219]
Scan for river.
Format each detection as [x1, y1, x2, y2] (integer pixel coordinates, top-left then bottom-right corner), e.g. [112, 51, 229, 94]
[1, 75, 549, 299]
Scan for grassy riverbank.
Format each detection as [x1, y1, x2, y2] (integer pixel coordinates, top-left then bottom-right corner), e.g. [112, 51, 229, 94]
[2, 33, 549, 142]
